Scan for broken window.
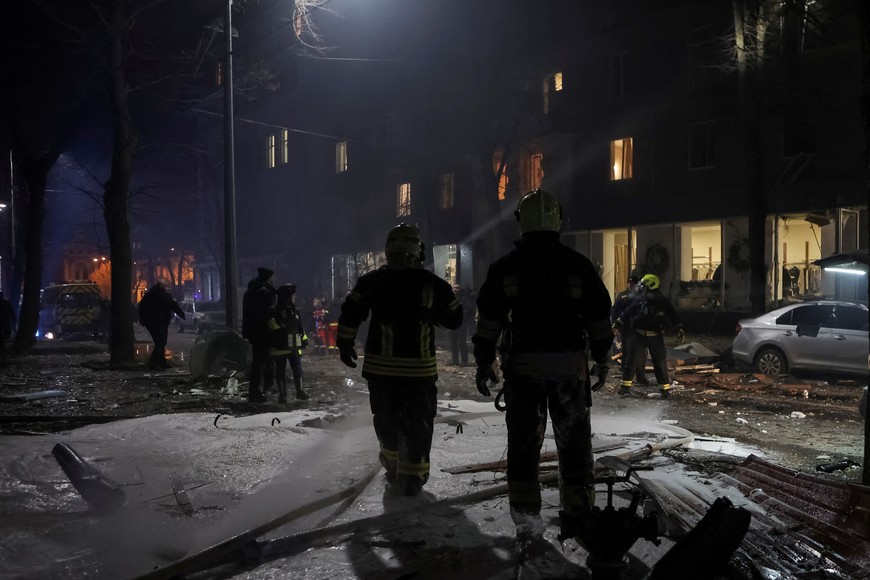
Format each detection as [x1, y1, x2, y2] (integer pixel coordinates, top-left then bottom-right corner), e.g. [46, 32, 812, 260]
[610, 137, 633, 180]
[440, 173, 454, 209]
[493, 149, 509, 201]
[336, 141, 348, 173]
[397, 182, 411, 217]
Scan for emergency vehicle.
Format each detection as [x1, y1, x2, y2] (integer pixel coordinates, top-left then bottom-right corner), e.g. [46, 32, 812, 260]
[38, 282, 104, 339]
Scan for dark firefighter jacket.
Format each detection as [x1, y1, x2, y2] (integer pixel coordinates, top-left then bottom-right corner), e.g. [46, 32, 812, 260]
[138, 286, 184, 329]
[619, 289, 681, 335]
[337, 265, 463, 380]
[473, 232, 613, 372]
[268, 306, 308, 356]
[242, 278, 276, 344]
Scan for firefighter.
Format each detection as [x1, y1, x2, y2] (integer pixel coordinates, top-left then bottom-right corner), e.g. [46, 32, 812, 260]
[472, 189, 613, 560]
[138, 283, 185, 370]
[613, 273, 686, 398]
[337, 223, 462, 496]
[268, 283, 310, 404]
[611, 275, 649, 384]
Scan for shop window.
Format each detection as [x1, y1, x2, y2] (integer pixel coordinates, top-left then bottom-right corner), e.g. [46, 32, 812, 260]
[267, 134, 276, 168]
[397, 182, 411, 217]
[440, 173, 454, 209]
[335, 141, 348, 173]
[610, 137, 633, 180]
[688, 122, 715, 169]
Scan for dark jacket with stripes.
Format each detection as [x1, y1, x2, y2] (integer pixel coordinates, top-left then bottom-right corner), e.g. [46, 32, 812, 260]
[337, 265, 463, 380]
[473, 232, 613, 371]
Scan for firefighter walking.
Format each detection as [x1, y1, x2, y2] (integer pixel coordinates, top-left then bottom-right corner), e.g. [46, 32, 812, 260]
[613, 273, 686, 398]
[337, 223, 462, 496]
[472, 189, 613, 566]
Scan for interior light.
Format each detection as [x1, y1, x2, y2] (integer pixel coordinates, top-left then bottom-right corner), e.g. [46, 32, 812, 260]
[824, 267, 867, 276]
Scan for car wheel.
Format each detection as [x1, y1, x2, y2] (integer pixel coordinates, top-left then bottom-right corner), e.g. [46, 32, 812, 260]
[754, 347, 789, 375]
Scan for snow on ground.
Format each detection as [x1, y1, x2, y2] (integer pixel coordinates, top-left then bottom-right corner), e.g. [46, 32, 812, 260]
[0, 398, 763, 579]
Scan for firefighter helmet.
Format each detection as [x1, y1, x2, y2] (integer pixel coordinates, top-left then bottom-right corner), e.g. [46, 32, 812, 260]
[515, 189, 562, 233]
[277, 283, 297, 298]
[639, 274, 660, 291]
[385, 223, 424, 264]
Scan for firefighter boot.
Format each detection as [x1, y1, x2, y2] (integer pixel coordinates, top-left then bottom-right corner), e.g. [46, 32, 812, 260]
[660, 383, 671, 399]
[618, 380, 632, 397]
[294, 376, 309, 400]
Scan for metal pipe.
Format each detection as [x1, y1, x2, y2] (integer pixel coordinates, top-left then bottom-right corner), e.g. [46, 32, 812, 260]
[223, 0, 239, 329]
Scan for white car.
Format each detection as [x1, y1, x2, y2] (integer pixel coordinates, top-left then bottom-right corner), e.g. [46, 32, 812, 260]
[732, 301, 869, 375]
[176, 301, 225, 334]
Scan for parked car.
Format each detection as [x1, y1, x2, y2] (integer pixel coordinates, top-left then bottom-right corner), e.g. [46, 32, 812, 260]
[176, 301, 226, 334]
[732, 301, 869, 375]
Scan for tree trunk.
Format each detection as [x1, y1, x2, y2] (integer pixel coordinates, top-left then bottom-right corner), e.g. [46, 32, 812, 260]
[103, 1, 137, 364]
[12, 156, 53, 352]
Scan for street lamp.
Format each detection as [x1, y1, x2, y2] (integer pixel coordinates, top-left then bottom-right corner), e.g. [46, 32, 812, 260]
[223, 0, 239, 331]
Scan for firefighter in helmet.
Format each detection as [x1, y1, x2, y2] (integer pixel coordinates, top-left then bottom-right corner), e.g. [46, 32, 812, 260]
[472, 189, 613, 559]
[613, 273, 686, 398]
[337, 223, 463, 496]
[267, 283, 310, 403]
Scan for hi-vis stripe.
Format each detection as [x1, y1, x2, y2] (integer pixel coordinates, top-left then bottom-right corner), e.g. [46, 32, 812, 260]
[419, 324, 430, 359]
[338, 323, 358, 340]
[380, 322, 394, 357]
[363, 353, 438, 377]
[476, 316, 503, 341]
[397, 460, 430, 478]
[507, 480, 542, 506]
[421, 284, 434, 309]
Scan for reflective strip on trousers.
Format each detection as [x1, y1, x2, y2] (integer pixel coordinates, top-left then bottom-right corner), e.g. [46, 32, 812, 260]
[507, 479, 541, 507]
[397, 459, 430, 478]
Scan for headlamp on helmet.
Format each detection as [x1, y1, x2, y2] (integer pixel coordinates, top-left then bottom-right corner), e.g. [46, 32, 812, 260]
[514, 189, 562, 234]
[639, 274, 660, 291]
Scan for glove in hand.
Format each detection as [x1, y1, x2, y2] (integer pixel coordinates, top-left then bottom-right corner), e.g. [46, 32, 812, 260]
[339, 345, 358, 368]
[676, 327, 687, 344]
[475, 366, 498, 397]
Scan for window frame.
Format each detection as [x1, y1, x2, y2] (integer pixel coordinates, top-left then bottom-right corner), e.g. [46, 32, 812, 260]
[397, 182, 412, 217]
[281, 129, 289, 165]
[439, 173, 454, 209]
[610, 137, 633, 181]
[267, 134, 276, 169]
[335, 141, 348, 173]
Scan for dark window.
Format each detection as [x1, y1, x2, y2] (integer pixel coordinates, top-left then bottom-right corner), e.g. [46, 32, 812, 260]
[688, 122, 715, 169]
[775, 311, 793, 325]
[833, 306, 869, 331]
[791, 304, 834, 327]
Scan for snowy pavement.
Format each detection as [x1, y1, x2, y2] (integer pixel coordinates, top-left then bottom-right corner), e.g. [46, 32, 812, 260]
[0, 395, 772, 580]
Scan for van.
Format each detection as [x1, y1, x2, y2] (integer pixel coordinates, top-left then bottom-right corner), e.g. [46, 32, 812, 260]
[39, 282, 104, 339]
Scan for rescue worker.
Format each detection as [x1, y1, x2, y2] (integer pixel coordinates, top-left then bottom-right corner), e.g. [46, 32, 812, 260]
[0, 291, 17, 361]
[242, 267, 277, 403]
[472, 189, 613, 563]
[337, 223, 463, 496]
[138, 283, 185, 370]
[613, 273, 686, 398]
[611, 275, 649, 384]
[267, 283, 310, 403]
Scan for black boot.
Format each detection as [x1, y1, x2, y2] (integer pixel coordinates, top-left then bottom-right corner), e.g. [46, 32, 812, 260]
[294, 376, 309, 400]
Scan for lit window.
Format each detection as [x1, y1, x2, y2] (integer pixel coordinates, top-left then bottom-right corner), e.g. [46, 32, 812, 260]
[610, 137, 633, 180]
[440, 173, 454, 209]
[688, 122, 715, 169]
[528, 153, 543, 190]
[281, 129, 289, 164]
[336, 141, 348, 173]
[554, 71, 563, 91]
[397, 182, 411, 217]
[493, 150, 509, 200]
[267, 134, 276, 168]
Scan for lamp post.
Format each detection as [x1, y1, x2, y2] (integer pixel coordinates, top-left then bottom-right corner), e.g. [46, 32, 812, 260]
[223, 0, 238, 330]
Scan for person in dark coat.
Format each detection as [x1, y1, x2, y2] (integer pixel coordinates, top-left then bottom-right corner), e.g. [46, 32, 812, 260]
[0, 291, 17, 361]
[242, 267, 277, 402]
[472, 190, 613, 564]
[138, 283, 184, 370]
[337, 223, 462, 496]
[449, 285, 476, 366]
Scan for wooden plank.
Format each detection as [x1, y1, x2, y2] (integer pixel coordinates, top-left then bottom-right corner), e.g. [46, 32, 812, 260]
[441, 439, 628, 475]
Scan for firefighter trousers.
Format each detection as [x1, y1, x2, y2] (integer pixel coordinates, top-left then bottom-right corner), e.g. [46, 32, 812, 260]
[622, 331, 669, 386]
[367, 378, 437, 493]
[503, 376, 594, 517]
